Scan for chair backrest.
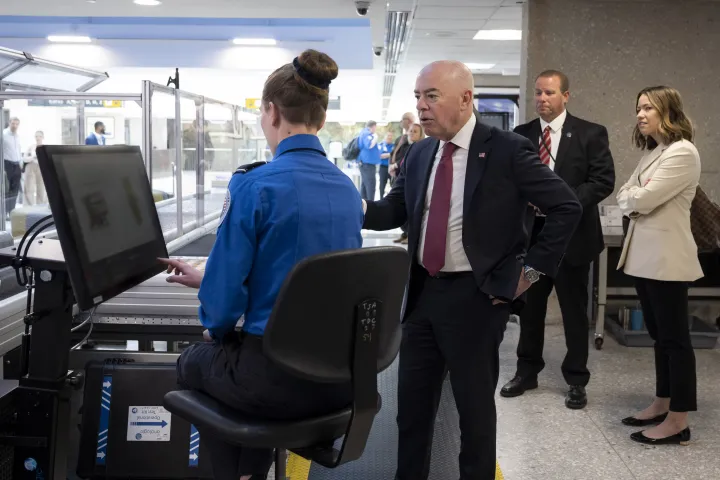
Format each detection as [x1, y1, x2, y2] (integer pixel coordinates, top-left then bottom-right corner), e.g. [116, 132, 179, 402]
[263, 246, 409, 384]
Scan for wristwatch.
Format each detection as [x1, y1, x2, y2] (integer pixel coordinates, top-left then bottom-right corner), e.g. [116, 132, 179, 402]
[523, 266, 542, 284]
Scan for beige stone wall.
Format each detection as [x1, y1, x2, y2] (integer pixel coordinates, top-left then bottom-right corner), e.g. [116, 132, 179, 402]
[520, 0, 720, 204]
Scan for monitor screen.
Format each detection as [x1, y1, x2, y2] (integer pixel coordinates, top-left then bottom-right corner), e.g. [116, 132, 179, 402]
[37, 145, 168, 310]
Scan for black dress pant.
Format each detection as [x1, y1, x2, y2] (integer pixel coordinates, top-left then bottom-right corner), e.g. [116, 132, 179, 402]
[177, 333, 352, 479]
[378, 165, 390, 197]
[633, 277, 697, 412]
[4, 160, 22, 214]
[396, 272, 506, 480]
[516, 260, 591, 386]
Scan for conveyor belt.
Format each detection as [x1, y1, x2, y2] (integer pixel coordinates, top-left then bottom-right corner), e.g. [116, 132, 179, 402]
[71, 315, 205, 343]
[155, 193, 226, 234]
[172, 233, 217, 257]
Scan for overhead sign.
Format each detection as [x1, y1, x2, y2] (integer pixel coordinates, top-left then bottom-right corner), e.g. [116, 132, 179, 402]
[28, 99, 123, 108]
[245, 98, 261, 109]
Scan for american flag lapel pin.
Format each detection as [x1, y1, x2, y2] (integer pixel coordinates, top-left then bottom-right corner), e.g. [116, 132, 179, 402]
[479, 152, 486, 158]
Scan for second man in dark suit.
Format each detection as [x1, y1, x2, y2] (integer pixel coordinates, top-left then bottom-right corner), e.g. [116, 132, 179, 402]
[501, 70, 615, 409]
[363, 61, 582, 480]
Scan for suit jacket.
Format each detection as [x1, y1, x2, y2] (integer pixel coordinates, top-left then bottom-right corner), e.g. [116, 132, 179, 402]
[85, 133, 105, 146]
[364, 113, 582, 314]
[513, 113, 615, 265]
[616, 139, 703, 281]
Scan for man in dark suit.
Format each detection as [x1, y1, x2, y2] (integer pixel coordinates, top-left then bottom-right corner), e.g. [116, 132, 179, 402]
[501, 70, 615, 409]
[362, 61, 582, 480]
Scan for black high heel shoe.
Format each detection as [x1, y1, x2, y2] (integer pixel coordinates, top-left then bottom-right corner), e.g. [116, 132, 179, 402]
[621, 412, 668, 426]
[630, 427, 691, 446]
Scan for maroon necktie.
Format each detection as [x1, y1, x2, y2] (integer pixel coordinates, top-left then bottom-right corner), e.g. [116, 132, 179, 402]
[539, 126, 551, 165]
[422, 142, 458, 276]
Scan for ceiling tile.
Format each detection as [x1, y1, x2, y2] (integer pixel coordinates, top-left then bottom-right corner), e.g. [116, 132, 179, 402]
[413, 18, 487, 30]
[415, 6, 497, 19]
[491, 6, 523, 19]
[419, 0, 504, 6]
[481, 19, 521, 29]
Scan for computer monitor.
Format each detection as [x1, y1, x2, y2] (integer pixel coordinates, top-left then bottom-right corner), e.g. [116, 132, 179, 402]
[37, 145, 168, 311]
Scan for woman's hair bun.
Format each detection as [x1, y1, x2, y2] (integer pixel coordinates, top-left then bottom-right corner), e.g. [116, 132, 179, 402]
[296, 49, 339, 85]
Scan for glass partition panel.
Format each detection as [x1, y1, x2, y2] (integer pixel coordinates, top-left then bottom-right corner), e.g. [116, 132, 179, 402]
[83, 99, 142, 146]
[238, 109, 268, 164]
[200, 101, 236, 226]
[4, 63, 98, 92]
[179, 95, 201, 229]
[1, 98, 80, 235]
[148, 90, 178, 236]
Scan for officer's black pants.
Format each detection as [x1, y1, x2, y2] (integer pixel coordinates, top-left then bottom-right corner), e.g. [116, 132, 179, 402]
[177, 333, 352, 479]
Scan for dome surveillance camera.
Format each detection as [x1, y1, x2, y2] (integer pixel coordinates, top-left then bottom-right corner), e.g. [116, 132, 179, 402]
[355, 1, 370, 16]
[373, 46, 384, 57]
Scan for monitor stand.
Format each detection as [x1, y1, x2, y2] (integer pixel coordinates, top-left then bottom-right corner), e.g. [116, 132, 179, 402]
[0, 238, 77, 479]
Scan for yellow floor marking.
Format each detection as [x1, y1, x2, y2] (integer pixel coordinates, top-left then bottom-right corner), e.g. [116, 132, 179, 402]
[286, 452, 312, 480]
[496, 459, 504, 480]
[284, 453, 504, 480]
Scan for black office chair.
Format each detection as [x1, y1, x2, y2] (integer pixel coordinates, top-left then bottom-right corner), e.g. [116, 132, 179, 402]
[163, 246, 409, 479]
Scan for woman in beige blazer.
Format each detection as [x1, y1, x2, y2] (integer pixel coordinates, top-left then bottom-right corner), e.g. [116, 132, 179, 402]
[616, 86, 702, 446]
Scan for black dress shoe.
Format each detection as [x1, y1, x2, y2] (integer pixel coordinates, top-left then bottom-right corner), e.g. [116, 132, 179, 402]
[500, 376, 538, 398]
[622, 412, 668, 427]
[630, 427, 691, 446]
[565, 385, 587, 409]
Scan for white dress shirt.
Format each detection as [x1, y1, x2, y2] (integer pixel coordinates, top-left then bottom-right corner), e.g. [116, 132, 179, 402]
[539, 109, 567, 171]
[2, 128, 22, 163]
[417, 114, 476, 272]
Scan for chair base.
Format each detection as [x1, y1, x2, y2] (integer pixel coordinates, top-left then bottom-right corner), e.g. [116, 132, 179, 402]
[275, 449, 287, 480]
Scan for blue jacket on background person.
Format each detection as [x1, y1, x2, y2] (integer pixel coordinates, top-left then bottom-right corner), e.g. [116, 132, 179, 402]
[378, 141, 394, 167]
[198, 133, 364, 339]
[358, 127, 381, 165]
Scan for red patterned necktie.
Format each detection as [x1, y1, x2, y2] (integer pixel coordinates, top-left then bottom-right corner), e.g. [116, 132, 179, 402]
[539, 126, 552, 165]
[422, 142, 458, 276]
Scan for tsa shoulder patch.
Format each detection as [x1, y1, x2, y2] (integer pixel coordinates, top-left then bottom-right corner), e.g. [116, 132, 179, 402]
[219, 188, 232, 227]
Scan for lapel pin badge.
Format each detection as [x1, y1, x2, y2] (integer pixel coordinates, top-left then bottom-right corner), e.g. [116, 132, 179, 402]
[566, 132, 572, 138]
[479, 153, 486, 158]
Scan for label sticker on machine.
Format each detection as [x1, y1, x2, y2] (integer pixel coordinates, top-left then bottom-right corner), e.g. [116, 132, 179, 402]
[126, 406, 171, 442]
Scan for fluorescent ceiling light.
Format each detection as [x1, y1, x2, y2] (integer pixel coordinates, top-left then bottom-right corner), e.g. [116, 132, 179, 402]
[47, 35, 92, 43]
[232, 38, 277, 46]
[465, 63, 495, 71]
[473, 29, 522, 41]
[134, 0, 162, 5]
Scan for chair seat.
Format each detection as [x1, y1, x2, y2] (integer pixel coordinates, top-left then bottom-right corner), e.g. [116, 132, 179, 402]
[164, 390, 352, 450]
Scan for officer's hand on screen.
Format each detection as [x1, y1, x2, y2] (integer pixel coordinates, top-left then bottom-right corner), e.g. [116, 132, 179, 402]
[158, 258, 203, 289]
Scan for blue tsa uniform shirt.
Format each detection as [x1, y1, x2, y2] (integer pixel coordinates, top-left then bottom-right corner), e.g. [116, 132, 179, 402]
[378, 141, 394, 167]
[357, 128, 381, 165]
[198, 134, 364, 339]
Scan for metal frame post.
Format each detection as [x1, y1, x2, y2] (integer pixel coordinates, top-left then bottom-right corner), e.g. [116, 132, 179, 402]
[196, 99, 205, 226]
[174, 91, 183, 237]
[0, 83, 5, 233]
[77, 101, 85, 145]
[232, 106, 240, 171]
[141, 81, 153, 180]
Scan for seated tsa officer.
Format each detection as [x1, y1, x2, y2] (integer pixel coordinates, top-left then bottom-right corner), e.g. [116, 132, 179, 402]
[160, 49, 363, 480]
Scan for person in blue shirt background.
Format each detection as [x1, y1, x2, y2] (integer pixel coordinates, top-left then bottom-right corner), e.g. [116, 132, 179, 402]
[357, 120, 381, 201]
[377, 131, 394, 198]
[160, 49, 363, 480]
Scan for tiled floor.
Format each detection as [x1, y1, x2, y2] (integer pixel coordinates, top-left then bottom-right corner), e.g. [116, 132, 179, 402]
[497, 322, 720, 480]
[361, 232, 720, 480]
